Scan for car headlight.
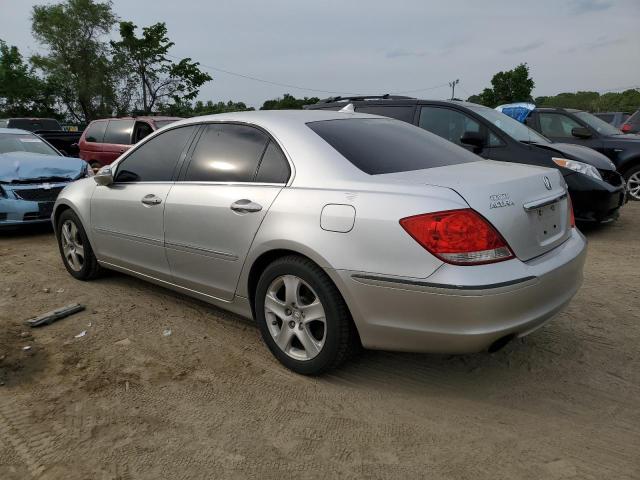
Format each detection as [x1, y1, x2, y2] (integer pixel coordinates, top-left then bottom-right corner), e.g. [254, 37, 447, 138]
[552, 157, 602, 180]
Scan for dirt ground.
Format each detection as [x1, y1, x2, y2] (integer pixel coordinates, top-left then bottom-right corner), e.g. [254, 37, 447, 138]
[1, 204, 639, 480]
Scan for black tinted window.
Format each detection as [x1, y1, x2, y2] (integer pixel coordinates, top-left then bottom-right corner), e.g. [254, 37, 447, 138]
[356, 105, 415, 123]
[115, 126, 197, 182]
[104, 119, 134, 144]
[85, 121, 108, 143]
[419, 107, 481, 145]
[255, 141, 290, 183]
[185, 123, 269, 182]
[307, 118, 474, 175]
[8, 118, 61, 131]
[595, 114, 614, 124]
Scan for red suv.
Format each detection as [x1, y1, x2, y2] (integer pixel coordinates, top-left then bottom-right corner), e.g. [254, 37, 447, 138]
[79, 116, 182, 169]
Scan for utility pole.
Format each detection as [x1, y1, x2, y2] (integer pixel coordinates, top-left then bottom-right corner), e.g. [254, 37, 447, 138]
[449, 79, 459, 100]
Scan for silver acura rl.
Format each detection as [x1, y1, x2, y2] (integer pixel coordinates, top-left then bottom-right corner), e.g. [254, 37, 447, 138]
[53, 110, 587, 374]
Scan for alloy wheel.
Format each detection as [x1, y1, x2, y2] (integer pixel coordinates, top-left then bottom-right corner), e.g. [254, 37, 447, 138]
[627, 171, 640, 201]
[61, 219, 85, 272]
[264, 274, 327, 361]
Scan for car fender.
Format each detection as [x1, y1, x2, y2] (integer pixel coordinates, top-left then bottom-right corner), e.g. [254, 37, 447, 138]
[52, 178, 96, 244]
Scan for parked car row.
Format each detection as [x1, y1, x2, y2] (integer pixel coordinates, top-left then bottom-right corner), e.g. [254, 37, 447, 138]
[495, 103, 640, 201]
[307, 96, 628, 220]
[2, 98, 635, 374]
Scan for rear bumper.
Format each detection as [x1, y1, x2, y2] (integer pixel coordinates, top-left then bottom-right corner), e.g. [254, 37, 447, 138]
[328, 228, 587, 354]
[566, 172, 626, 223]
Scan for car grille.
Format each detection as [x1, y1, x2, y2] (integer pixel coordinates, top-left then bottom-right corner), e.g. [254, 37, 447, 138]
[14, 187, 64, 202]
[599, 170, 624, 187]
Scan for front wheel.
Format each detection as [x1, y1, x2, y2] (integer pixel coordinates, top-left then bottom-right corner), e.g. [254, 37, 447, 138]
[254, 255, 356, 375]
[624, 165, 640, 201]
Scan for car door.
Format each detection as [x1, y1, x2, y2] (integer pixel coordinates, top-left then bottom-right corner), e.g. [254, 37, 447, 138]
[536, 112, 602, 151]
[101, 119, 135, 163]
[164, 122, 290, 301]
[91, 125, 199, 279]
[417, 105, 490, 153]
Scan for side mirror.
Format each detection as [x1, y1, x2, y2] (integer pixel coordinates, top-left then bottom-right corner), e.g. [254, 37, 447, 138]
[460, 131, 486, 151]
[571, 126, 592, 139]
[94, 166, 114, 186]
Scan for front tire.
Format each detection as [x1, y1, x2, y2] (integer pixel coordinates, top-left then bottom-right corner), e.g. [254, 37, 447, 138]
[56, 209, 102, 280]
[623, 165, 640, 201]
[255, 255, 355, 375]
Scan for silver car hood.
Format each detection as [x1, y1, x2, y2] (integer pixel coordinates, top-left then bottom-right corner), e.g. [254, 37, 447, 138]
[378, 160, 571, 261]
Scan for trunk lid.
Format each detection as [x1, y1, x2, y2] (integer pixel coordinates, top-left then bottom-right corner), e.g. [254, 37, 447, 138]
[380, 160, 571, 261]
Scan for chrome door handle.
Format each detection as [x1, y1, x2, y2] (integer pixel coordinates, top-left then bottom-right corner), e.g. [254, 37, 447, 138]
[230, 199, 263, 213]
[141, 194, 162, 206]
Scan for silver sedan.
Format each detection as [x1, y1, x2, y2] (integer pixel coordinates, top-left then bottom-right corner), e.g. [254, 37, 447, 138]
[53, 110, 587, 374]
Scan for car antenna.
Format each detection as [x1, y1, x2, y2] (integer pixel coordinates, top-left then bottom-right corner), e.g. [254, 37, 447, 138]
[339, 103, 355, 113]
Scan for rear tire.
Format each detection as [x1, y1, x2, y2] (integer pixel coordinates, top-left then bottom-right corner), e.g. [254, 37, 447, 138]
[254, 255, 355, 375]
[623, 165, 640, 201]
[56, 209, 102, 280]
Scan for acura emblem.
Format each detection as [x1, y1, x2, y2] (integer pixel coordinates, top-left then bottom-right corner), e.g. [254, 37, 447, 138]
[543, 176, 552, 190]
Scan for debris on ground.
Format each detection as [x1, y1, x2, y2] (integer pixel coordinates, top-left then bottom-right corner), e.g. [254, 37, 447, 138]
[22, 346, 31, 351]
[162, 329, 172, 337]
[74, 331, 87, 338]
[25, 303, 86, 328]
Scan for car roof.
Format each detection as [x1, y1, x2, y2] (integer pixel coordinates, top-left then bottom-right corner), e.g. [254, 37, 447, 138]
[534, 107, 582, 113]
[306, 97, 488, 110]
[89, 116, 183, 123]
[0, 127, 33, 135]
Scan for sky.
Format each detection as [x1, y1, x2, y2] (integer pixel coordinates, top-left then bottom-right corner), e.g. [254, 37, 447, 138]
[0, 0, 638, 108]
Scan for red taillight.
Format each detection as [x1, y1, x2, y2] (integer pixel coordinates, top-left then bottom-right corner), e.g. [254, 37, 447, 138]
[568, 195, 576, 228]
[399, 209, 514, 265]
[621, 124, 631, 133]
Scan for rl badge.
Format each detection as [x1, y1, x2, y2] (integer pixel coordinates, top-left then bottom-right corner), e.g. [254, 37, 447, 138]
[489, 193, 515, 209]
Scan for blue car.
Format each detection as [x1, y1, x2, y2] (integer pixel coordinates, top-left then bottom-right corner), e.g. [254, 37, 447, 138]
[1, 128, 93, 228]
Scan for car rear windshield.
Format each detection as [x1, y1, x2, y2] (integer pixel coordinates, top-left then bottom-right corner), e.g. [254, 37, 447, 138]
[306, 118, 475, 175]
[0, 133, 60, 156]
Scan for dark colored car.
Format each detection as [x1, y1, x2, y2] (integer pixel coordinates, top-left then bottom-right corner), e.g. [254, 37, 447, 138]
[0, 128, 92, 228]
[498, 107, 640, 201]
[306, 96, 626, 223]
[0, 117, 82, 157]
[593, 112, 630, 130]
[78, 116, 182, 169]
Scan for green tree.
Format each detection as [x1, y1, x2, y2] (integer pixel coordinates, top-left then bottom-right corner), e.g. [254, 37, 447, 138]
[468, 63, 535, 107]
[0, 40, 57, 117]
[111, 22, 212, 114]
[31, 0, 121, 122]
[260, 93, 320, 110]
[159, 99, 254, 117]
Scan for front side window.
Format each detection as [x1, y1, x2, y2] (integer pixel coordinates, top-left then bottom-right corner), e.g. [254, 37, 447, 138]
[538, 113, 582, 138]
[115, 125, 197, 183]
[84, 121, 108, 143]
[184, 123, 269, 182]
[419, 106, 481, 145]
[104, 119, 135, 145]
[0, 133, 60, 156]
[574, 111, 622, 135]
[307, 118, 475, 175]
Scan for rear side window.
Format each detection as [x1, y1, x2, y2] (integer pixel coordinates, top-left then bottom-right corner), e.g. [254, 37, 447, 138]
[115, 126, 197, 182]
[627, 110, 640, 127]
[84, 121, 108, 143]
[255, 141, 290, 183]
[185, 123, 269, 182]
[538, 113, 581, 138]
[307, 118, 474, 175]
[596, 114, 614, 124]
[104, 119, 135, 144]
[355, 105, 416, 123]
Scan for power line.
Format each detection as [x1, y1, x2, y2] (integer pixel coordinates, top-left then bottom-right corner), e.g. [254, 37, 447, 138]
[167, 53, 450, 97]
